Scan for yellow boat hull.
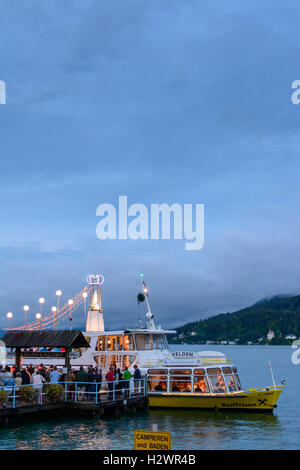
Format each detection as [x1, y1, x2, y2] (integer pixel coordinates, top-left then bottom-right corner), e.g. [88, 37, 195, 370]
[148, 386, 284, 412]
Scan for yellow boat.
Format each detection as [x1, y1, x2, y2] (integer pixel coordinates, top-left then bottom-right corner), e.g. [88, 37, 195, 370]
[147, 365, 284, 412]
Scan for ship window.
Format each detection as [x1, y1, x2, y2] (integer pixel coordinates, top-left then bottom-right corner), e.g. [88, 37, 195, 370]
[107, 355, 122, 369]
[148, 375, 167, 392]
[234, 374, 242, 390]
[207, 367, 222, 375]
[224, 374, 237, 392]
[152, 334, 167, 350]
[170, 374, 192, 393]
[209, 375, 226, 394]
[106, 335, 123, 351]
[94, 354, 106, 369]
[232, 367, 237, 373]
[194, 369, 205, 375]
[148, 369, 168, 375]
[193, 376, 210, 393]
[135, 334, 153, 350]
[222, 367, 232, 374]
[122, 355, 136, 368]
[97, 336, 106, 351]
[170, 369, 192, 375]
[124, 335, 135, 351]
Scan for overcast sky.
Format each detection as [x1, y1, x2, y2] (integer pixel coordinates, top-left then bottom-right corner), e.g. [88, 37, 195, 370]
[1, 0, 300, 330]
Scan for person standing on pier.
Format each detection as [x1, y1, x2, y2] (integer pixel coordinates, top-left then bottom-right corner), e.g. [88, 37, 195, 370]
[76, 367, 87, 400]
[50, 366, 60, 384]
[133, 365, 141, 395]
[95, 368, 102, 402]
[122, 367, 131, 398]
[105, 366, 115, 400]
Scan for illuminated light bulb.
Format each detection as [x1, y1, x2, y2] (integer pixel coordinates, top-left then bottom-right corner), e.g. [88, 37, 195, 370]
[68, 299, 74, 305]
[7, 312, 13, 318]
[35, 313, 41, 319]
[143, 288, 148, 294]
[82, 292, 88, 298]
[56, 290, 62, 296]
[23, 305, 29, 312]
[39, 298, 45, 304]
[51, 306, 57, 312]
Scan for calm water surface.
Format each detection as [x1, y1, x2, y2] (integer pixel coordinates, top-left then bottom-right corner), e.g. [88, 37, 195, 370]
[0, 345, 299, 450]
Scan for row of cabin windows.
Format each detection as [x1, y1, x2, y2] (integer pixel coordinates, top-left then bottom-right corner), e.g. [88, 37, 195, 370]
[96, 334, 167, 352]
[147, 367, 241, 394]
[94, 354, 136, 370]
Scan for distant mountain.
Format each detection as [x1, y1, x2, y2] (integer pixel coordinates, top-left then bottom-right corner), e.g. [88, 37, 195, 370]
[169, 295, 300, 345]
[252, 294, 295, 307]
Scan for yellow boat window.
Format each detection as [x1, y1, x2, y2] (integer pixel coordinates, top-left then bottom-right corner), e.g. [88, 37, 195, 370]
[224, 374, 238, 392]
[222, 367, 232, 374]
[170, 375, 192, 393]
[207, 367, 222, 375]
[170, 369, 192, 375]
[148, 375, 167, 392]
[209, 375, 226, 393]
[194, 369, 205, 375]
[234, 374, 242, 390]
[193, 376, 210, 393]
[148, 369, 168, 375]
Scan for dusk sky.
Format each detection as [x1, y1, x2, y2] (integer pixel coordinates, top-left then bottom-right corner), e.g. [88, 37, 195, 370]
[1, 1, 300, 330]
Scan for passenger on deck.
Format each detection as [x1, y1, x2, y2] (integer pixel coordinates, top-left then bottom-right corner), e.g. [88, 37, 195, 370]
[227, 379, 236, 392]
[171, 382, 180, 392]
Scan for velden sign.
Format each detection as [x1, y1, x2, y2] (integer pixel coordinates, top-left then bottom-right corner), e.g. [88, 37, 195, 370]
[134, 430, 171, 450]
[172, 351, 194, 358]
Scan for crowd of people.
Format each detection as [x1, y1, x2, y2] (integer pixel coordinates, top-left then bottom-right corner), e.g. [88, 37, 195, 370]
[0, 363, 143, 404]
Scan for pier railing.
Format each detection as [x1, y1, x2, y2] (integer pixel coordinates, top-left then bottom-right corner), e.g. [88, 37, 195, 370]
[0, 378, 147, 409]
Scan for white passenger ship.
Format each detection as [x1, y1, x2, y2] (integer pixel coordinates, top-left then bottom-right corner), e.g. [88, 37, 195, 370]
[7, 274, 284, 411]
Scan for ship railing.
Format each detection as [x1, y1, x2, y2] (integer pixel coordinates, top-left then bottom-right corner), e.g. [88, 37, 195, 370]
[143, 356, 232, 367]
[0, 378, 147, 409]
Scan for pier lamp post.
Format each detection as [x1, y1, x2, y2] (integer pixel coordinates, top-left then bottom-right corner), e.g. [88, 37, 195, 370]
[68, 299, 74, 330]
[39, 297, 45, 314]
[23, 305, 29, 322]
[51, 306, 57, 329]
[56, 290, 62, 312]
[6, 312, 13, 329]
[35, 313, 41, 329]
[82, 292, 88, 325]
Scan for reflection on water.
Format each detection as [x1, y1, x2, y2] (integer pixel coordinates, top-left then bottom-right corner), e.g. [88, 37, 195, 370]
[0, 409, 283, 450]
[0, 346, 299, 449]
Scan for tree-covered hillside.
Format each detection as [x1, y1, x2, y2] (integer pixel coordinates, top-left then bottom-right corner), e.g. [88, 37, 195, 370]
[169, 295, 300, 344]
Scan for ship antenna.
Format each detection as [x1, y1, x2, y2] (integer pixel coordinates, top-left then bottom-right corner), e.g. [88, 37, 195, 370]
[139, 274, 156, 330]
[140, 274, 152, 313]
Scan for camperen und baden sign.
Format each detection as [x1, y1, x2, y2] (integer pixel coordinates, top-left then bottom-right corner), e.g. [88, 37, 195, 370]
[134, 430, 171, 450]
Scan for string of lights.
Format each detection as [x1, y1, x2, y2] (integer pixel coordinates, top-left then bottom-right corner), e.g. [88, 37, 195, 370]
[4, 286, 92, 331]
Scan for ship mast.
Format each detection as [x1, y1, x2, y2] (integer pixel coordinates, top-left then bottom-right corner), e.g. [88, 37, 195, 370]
[139, 274, 156, 330]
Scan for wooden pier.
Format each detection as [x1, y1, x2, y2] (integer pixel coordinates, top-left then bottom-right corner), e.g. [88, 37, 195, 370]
[0, 393, 148, 421]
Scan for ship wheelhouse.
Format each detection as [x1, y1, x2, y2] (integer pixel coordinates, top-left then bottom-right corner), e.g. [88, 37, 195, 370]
[92, 330, 170, 371]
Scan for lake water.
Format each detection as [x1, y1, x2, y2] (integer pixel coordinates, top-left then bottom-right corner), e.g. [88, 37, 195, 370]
[0, 345, 299, 450]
